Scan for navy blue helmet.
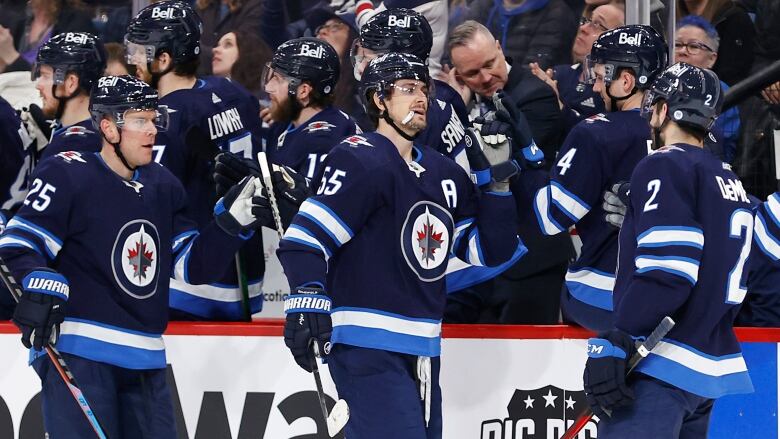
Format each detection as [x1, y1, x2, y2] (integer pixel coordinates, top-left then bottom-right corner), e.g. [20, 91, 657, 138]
[265, 37, 340, 96]
[125, 1, 201, 65]
[357, 8, 433, 61]
[587, 24, 668, 89]
[33, 32, 107, 92]
[359, 52, 430, 114]
[89, 75, 166, 130]
[641, 62, 723, 131]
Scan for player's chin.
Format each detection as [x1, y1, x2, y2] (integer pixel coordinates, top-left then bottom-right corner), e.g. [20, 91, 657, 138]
[138, 144, 154, 165]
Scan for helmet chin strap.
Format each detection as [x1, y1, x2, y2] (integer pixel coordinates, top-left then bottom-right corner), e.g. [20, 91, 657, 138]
[380, 96, 419, 141]
[52, 84, 79, 120]
[606, 85, 636, 112]
[101, 129, 137, 172]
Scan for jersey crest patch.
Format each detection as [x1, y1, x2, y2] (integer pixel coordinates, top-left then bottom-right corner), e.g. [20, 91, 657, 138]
[112, 220, 160, 299]
[401, 202, 453, 282]
[64, 126, 94, 136]
[304, 121, 336, 133]
[55, 151, 87, 163]
[343, 135, 373, 148]
[585, 113, 610, 123]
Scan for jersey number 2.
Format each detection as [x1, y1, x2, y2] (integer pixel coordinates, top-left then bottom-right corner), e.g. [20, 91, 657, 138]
[725, 209, 753, 304]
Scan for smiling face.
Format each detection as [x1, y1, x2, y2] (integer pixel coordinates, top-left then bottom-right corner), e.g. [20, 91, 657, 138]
[212, 32, 240, 77]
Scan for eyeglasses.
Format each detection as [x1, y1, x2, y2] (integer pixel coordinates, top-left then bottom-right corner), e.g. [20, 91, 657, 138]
[315, 20, 346, 35]
[579, 16, 609, 33]
[674, 40, 714, 55]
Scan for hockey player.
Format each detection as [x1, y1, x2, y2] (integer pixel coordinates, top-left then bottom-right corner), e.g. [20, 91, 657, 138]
[583, 63, 753, 437]
[532, 25, 667, 331]
[32, 32, 106, 160]
[351, 8, 471, 169]
[125, 0, 266, 320]
[262, 37, 360, 179]
[278, 52, 520, 438]
[0, 75, 265, 438]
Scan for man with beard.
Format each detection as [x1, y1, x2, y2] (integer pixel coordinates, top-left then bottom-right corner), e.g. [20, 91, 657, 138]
[532, 25, 667, 331]
[31, 32, 106, 160]
[262, 37, 359, 180]
[125, 0, 266, 321]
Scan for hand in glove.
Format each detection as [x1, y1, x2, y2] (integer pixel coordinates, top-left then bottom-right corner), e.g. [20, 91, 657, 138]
[463, 127, 514, 192]
[603, 182, 630, 228]
[489, 90, 545, 169]
[256, 165, 311, 229]
[12, 269, 68, 350]
[213, 152, 261, 198]
[583, 329, 636, 417]
[283, 286, 332, 372]
[214, 176, 265, 237]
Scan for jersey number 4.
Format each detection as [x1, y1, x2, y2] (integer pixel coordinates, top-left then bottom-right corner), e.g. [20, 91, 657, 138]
[556, 148, 576, 175]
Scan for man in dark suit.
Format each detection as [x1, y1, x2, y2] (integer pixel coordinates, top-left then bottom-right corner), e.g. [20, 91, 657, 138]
[444, 20, 573, 324]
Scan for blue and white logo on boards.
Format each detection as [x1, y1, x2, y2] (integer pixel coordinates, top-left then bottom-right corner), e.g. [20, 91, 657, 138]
[111, 219, 160, 299]
[401, 201, 453, 282]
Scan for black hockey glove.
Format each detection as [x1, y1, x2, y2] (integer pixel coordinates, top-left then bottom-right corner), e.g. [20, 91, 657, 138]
[214, 152, 261, 198]
[488, 90, 545, 169]
[214, 176, 265, 237]
[583, 329, 636, 417]
[464, 126, 515, 192]
[256, 166, 311, 229]
[284, 286, 332, 372]
[603, 182, 630, 229]
[12, 269, 68, 350]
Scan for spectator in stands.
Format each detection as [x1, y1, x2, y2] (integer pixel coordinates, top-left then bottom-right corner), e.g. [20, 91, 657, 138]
[674, 15, 740, 163]
[463, 0, 577, 69]
[0, 0, 96, 73]
[446, 21, 573, 324]
[104, 42, 130, 76]
[196, 0, 263, 75]
[529, 3, 624, 132]
[677, 0, 755, 85]
[211, 30, 272, 98]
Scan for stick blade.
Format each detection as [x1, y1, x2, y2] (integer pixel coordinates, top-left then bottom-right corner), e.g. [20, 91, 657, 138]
[326, 399, 350, 437]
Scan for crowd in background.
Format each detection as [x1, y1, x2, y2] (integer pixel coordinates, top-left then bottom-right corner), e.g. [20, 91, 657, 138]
[0, 0, 779, 326]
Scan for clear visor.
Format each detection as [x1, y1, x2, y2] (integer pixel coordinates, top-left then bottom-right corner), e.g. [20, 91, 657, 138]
[583, 57, 616, 86]
[117, 106, 169, 132]
[125, 39, 157, 66]
[640, 90, 660, 120]
[31, 64, 66, 85]
[388, 79, 434, 101]
[261, 62, 295, 94]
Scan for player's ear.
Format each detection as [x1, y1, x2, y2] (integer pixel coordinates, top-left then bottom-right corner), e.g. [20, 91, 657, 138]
[64, 73, 80, 95]
[297, 82, 312, 104]
[100, 118, 120, 143]
[372, 91, 384, 112]
[156, 52, 172, 71]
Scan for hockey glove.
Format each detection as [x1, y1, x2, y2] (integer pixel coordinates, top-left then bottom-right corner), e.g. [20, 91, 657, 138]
[583, 329, 636, 417]
[284, 286, 332, 372]
[258, 165, 311, 229]
[214, 176, 265, 237]
[12, 269, 68, 350]
[213, 152, 261, 198]
[0, 209, 9, 234]
[491, 90, 545, 169]
[603, 182, 630, 229]
[464, 126, 514, 192]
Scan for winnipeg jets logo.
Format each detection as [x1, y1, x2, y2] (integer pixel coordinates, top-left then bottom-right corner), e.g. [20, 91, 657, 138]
[112, 220, 160, 298]
[585, 113, 610, 123]
[343, 135, 373, 148]
[64, 126, 94, 137]
[55, 151, 87, 163]
[401, 202, 453, 281]
[303, 121, 336, 133]
[408, 161, 426, 178]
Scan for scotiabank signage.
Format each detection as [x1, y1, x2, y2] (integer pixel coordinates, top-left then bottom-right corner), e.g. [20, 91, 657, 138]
[0, 324, 777, 438]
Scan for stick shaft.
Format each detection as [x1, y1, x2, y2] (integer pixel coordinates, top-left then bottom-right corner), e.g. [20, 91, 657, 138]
[0, 258, 110, 439]
[309, 344, 332, 424]
[257, 152, 285, 238]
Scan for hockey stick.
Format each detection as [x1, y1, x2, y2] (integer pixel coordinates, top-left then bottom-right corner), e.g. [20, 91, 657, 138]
[310, 341, 350, 437]
[0, 257, 109, 439]
[560, 316, 676, 439]
[256, 152, 285, 239]
[234, 253, 252, 321]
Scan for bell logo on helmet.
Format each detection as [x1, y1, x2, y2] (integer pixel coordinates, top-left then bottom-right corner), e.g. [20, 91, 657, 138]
[151, 6, 175, 19]
[387, 15, 411, 28]
[618, 32, 643, 46]
[298, 43, 324, 59]
[667, 63, 690, 77]
[98, 77, 119, 88]
[63, 33, 88, 45]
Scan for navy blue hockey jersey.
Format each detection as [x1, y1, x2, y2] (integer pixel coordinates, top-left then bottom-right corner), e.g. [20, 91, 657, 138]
[534, 111, 650, 321]
[41, 119, 101, 161]
[0, 97, 34, 212]
[156, 76, 265, 319]
[552, 63, 605, 131]
[614, 144, 753, 398]
[417, 79, 471, 171]
[277, 132, 520, 357]
[265, 106, 360, 179]
[0, 151, 249, 369]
